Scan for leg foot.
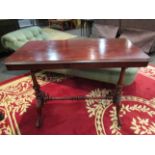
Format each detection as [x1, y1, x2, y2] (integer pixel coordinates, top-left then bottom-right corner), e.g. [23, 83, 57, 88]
[113, 68, 126, 128]
[113, 86, 122, 128]
[116, 104, 121, 128]
[31, 70, 45, 128]
[36, 118, 42, 128]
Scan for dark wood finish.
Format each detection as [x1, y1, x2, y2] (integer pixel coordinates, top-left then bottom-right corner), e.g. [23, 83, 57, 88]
[31, 69, 114, 128]
[5, 38, 149, 70]
[31, 70, 45, 128]
[113, 67, 126, 127]
[4, 38, 150, 128]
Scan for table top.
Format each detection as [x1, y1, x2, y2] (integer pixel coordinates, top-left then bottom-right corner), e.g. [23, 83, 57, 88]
[5, 38, 150, 70]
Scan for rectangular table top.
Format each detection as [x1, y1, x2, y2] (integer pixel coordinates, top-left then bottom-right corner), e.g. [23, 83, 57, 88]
[5, 38, 150, 70]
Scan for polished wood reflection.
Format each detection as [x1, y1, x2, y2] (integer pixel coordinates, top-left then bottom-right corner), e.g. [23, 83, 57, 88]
[4, 38, 150, 128]
[5, 38, 149, 70]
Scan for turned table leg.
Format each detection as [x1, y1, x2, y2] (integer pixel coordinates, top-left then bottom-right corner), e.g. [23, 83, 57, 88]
[31, 70, 45, 128]
[113, 67, 126, 127]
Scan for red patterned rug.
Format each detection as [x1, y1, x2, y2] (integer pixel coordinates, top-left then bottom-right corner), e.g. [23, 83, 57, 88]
[0, 65, 155, 135]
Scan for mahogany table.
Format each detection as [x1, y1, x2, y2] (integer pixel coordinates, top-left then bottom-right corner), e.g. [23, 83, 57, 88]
[5, 38, 150, 128]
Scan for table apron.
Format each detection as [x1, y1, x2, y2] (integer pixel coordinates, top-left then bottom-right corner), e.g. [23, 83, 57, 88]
[6, 61, 149, 70]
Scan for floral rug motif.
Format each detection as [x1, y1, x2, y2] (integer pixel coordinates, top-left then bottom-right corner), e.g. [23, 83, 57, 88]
[0, 66, 155, 135]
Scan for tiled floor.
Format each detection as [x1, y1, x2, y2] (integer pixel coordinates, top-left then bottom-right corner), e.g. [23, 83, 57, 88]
[0, 27, 155, 82]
